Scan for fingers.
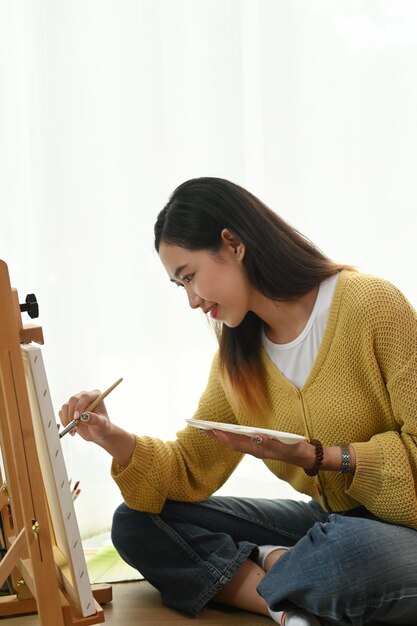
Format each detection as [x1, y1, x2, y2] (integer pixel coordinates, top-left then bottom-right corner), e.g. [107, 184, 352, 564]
[59, 389, 102, 427]
[251, 434, 264, 445]
[247, 434, 269, 457]
[210, 429, 272, 459]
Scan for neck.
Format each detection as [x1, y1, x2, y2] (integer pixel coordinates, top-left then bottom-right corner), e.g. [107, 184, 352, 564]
[255, 286, 319, 344]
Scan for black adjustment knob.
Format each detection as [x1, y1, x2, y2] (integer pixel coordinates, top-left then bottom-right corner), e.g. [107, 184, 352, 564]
[20, 294, 39, 319]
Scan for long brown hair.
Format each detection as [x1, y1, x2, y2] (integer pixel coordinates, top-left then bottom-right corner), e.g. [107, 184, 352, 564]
[154, 177, 349, 412]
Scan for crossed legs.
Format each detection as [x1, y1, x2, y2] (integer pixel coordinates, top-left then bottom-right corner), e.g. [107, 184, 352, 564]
[111, 497, 417, 625]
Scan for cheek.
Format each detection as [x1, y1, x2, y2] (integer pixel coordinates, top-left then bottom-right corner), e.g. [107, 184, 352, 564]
[220, 270, 248, 303]
[196, 265, 248, 304]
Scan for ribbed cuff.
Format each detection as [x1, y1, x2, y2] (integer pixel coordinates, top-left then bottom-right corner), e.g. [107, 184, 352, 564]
[111, 436, 166, 512]
[346, 441, 384, 506]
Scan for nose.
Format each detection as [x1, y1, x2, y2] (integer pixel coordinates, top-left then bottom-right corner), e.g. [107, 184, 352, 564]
[186, 288, 203, 310]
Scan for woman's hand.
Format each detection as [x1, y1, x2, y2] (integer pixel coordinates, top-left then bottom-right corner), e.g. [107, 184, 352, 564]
[205, 429, 316, 469]
[59, 389, 136, 468]
[205, 429, 355, 473]
[59, 389, 112, 443]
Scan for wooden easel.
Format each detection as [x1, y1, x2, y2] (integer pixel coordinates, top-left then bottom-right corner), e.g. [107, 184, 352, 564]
[0, 260, 109, 625]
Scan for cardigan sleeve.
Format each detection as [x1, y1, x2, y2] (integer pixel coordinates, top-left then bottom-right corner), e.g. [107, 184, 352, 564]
[111, 352, 243, 512]
[346, 280, 417, 528]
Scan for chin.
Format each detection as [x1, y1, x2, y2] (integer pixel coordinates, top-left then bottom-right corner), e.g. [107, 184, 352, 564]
[223, 316, 245, 329]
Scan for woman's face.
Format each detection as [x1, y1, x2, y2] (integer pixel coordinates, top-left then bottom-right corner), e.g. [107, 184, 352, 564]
[159, 231, 252, 328]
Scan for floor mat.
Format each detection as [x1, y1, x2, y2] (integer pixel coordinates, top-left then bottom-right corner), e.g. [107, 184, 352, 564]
[84, 541, 143, 583]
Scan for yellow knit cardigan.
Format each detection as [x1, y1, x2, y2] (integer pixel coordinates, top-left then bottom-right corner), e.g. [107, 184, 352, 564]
[112, 271, 417, 529]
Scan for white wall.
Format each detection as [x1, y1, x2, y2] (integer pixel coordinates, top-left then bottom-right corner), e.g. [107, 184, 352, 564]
[1, 0, 416, 537]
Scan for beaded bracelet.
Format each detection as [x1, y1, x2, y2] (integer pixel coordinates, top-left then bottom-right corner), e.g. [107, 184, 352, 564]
[304, 439, 324, 476]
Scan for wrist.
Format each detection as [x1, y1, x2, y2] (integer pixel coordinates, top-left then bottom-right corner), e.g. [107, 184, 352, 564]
[301, 443, 356, 475]
[97, 424, 136, 468]
[89, 418, 114, 444]
[293, 441, 318, 469]
[322, 444, 356, 474]
[303, 439, 324, 476]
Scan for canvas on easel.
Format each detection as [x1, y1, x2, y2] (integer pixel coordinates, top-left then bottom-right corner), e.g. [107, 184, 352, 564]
[22, 343, 97, 617]
[0, 259, 108, 625]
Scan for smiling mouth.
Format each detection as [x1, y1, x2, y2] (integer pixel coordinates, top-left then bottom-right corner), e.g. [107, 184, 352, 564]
[204, 305, 218, 318]
[209, 306, 218, 319]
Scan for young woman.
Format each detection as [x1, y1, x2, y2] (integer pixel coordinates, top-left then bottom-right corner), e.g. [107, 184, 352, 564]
[60, 178, 417, 626]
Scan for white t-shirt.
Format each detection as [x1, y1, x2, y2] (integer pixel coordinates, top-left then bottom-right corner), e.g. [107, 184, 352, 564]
[262, 273, 339, 389]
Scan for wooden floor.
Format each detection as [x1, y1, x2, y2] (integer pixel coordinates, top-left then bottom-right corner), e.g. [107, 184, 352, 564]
[0, 580, 271, 625]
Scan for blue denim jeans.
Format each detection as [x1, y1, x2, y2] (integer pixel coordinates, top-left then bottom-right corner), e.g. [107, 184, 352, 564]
[111, 496, 417, 624]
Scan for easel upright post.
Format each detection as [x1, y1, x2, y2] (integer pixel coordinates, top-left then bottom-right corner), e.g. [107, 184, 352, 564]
[0, 260, 105, 625]
[0, 260, 65, 624]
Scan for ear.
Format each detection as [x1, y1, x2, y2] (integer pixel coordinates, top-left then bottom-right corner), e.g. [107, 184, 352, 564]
[220, 228, 245, 261]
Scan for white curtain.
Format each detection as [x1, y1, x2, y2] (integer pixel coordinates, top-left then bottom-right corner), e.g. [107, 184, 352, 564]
[1, 0, 416, 537]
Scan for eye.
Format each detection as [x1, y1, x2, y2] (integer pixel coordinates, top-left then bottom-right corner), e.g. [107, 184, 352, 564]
[182, 274, 193, 284]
